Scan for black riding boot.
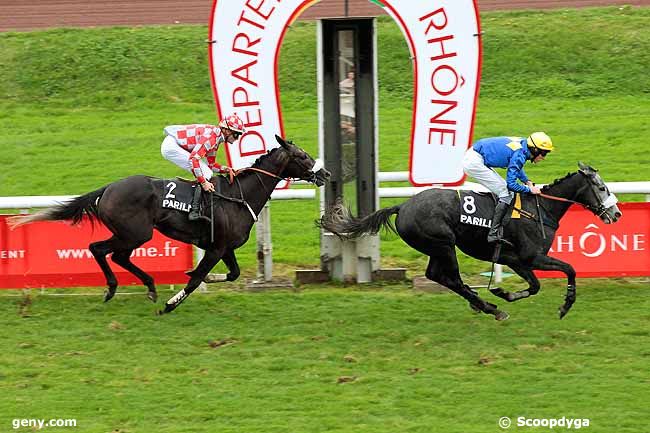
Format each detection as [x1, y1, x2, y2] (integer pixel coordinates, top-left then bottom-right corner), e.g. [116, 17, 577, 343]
[487, 201, 513, 246]
[188, 186, 203, 221]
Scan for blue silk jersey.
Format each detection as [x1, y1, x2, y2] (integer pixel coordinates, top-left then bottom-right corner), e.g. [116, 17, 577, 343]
[472, 136, 531, 193]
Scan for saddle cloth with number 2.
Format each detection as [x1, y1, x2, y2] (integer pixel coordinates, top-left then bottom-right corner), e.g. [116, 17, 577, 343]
[156, 179, 196, 213]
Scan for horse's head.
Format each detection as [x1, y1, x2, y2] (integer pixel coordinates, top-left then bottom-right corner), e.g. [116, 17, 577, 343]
[274, 134, 330, 186]
[576, 162, 622, 224]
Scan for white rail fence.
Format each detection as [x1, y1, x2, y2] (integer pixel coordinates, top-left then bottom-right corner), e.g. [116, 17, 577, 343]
[2, 174, 649, 285]
[3, 174, 649, 209]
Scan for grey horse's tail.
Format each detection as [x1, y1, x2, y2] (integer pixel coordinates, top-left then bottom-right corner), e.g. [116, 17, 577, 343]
[317, 201, 401, 239]
[7, 186, 108, 229]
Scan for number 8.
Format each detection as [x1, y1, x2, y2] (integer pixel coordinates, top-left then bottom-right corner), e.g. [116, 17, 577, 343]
[463, 195, 476, 214]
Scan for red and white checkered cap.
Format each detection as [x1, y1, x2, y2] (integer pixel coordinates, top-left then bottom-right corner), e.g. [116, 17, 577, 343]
[218, 114, 245, 134]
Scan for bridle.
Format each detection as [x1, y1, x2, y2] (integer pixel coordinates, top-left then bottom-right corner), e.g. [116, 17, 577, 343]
[219, 148, 321, 190]
[247, 147, 322, 184]
[281, 147, 323, 184]
[208, 146, 322, 223]
[539, 172, 617, 218]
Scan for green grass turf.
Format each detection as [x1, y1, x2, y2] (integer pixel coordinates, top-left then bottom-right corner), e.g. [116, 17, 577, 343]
[1, 279, 648, 433]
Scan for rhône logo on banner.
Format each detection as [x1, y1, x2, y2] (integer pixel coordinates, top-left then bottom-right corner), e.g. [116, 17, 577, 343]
[209, 0, 481, 187]
[536, 202, 650, 278]
[379, 1, 481, 186]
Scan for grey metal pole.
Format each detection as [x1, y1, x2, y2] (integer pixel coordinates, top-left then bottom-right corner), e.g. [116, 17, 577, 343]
[256, 204, 273, 282]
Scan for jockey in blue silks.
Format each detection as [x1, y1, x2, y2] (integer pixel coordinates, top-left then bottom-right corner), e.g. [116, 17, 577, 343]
[462, 132, 554, 245]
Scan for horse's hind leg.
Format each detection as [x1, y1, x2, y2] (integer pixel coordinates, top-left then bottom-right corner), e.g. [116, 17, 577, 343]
[425, 247, 509, 321]
[89, 237, 120, 302]
[111, 250, 158, 302]
[221, 249, 240, 281]
[160, 248, 222, 315]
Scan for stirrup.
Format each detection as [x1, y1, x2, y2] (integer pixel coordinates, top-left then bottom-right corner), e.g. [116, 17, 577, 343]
[487, 236, 514, 248]
[189, 213, 211, 223]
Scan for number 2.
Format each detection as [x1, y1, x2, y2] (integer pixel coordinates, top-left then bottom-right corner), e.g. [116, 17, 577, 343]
[165, 182, 177, 199]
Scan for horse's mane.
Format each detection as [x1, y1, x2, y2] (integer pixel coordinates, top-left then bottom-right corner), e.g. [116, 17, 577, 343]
[226, 148, 281, 180]
[541, 171, 577, 192]
[250, 147, 281, 169]
[211, 148, 282, 191]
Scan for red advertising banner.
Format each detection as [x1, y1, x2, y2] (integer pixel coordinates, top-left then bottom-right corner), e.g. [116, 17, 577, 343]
[0, 215, 194, 289]
[537, 202, 650, 278]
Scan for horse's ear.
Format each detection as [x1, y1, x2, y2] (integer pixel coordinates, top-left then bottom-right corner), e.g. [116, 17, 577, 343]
[578, 161, 596, 174]
[578, 161, 589, 174]
[275, 134, 290, 150]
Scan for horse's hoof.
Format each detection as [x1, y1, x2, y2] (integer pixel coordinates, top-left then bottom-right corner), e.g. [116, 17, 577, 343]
[103, 289, 116, 303]
[157, 305, 174, 315]
[158, 302, 177, 315]
[494, 310, 510, 321]
[558, 307, 570, 319]
[148, 291, 158, 303]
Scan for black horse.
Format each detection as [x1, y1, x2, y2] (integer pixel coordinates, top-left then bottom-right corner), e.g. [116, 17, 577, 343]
[10, 135, 330, 314]
[320, 163, 621, 320]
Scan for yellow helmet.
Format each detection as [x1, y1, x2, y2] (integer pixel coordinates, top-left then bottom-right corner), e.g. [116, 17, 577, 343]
[527, 132, 554, 152]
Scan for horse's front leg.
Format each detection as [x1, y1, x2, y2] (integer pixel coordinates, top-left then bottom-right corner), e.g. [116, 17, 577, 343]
[531, 254, 577, 319]
[489, 262, 541, 302]
[159, 248, 222, 315]
[221, 249, 240, 281]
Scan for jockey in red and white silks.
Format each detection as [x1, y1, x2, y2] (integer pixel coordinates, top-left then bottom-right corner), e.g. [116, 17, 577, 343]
[161, 114, 246, 193]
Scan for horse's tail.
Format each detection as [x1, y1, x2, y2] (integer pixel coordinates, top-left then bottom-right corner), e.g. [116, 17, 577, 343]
[7, 185, 108, 229]
[318, 201, 401, 239]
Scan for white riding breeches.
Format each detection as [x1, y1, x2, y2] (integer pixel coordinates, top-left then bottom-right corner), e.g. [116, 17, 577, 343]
[462, 148, 513, 203]
[160, 136, 212, 180]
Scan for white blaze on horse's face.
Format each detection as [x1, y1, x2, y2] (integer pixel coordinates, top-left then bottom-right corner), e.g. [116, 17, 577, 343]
[311, 158, 324, 173]
[592, 175, 621, 224]
[602, 193, 618, 209]
[600, 192, 621, 224]
[310, 158, 330, 186]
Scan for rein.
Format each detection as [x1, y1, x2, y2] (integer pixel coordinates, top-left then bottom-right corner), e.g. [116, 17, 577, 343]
[224, 165, 319, 187]
[235, 167, 285, 182]
[539, 192, 581, 206]
[539, 191, 607, 217]
[219, 166, 286, 185]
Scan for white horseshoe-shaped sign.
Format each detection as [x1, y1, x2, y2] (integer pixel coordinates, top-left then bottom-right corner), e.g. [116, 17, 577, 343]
[210, 0, 481, 186]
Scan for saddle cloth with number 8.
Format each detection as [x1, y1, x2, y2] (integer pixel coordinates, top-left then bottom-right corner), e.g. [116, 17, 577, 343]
[457, 190, 497, 228]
